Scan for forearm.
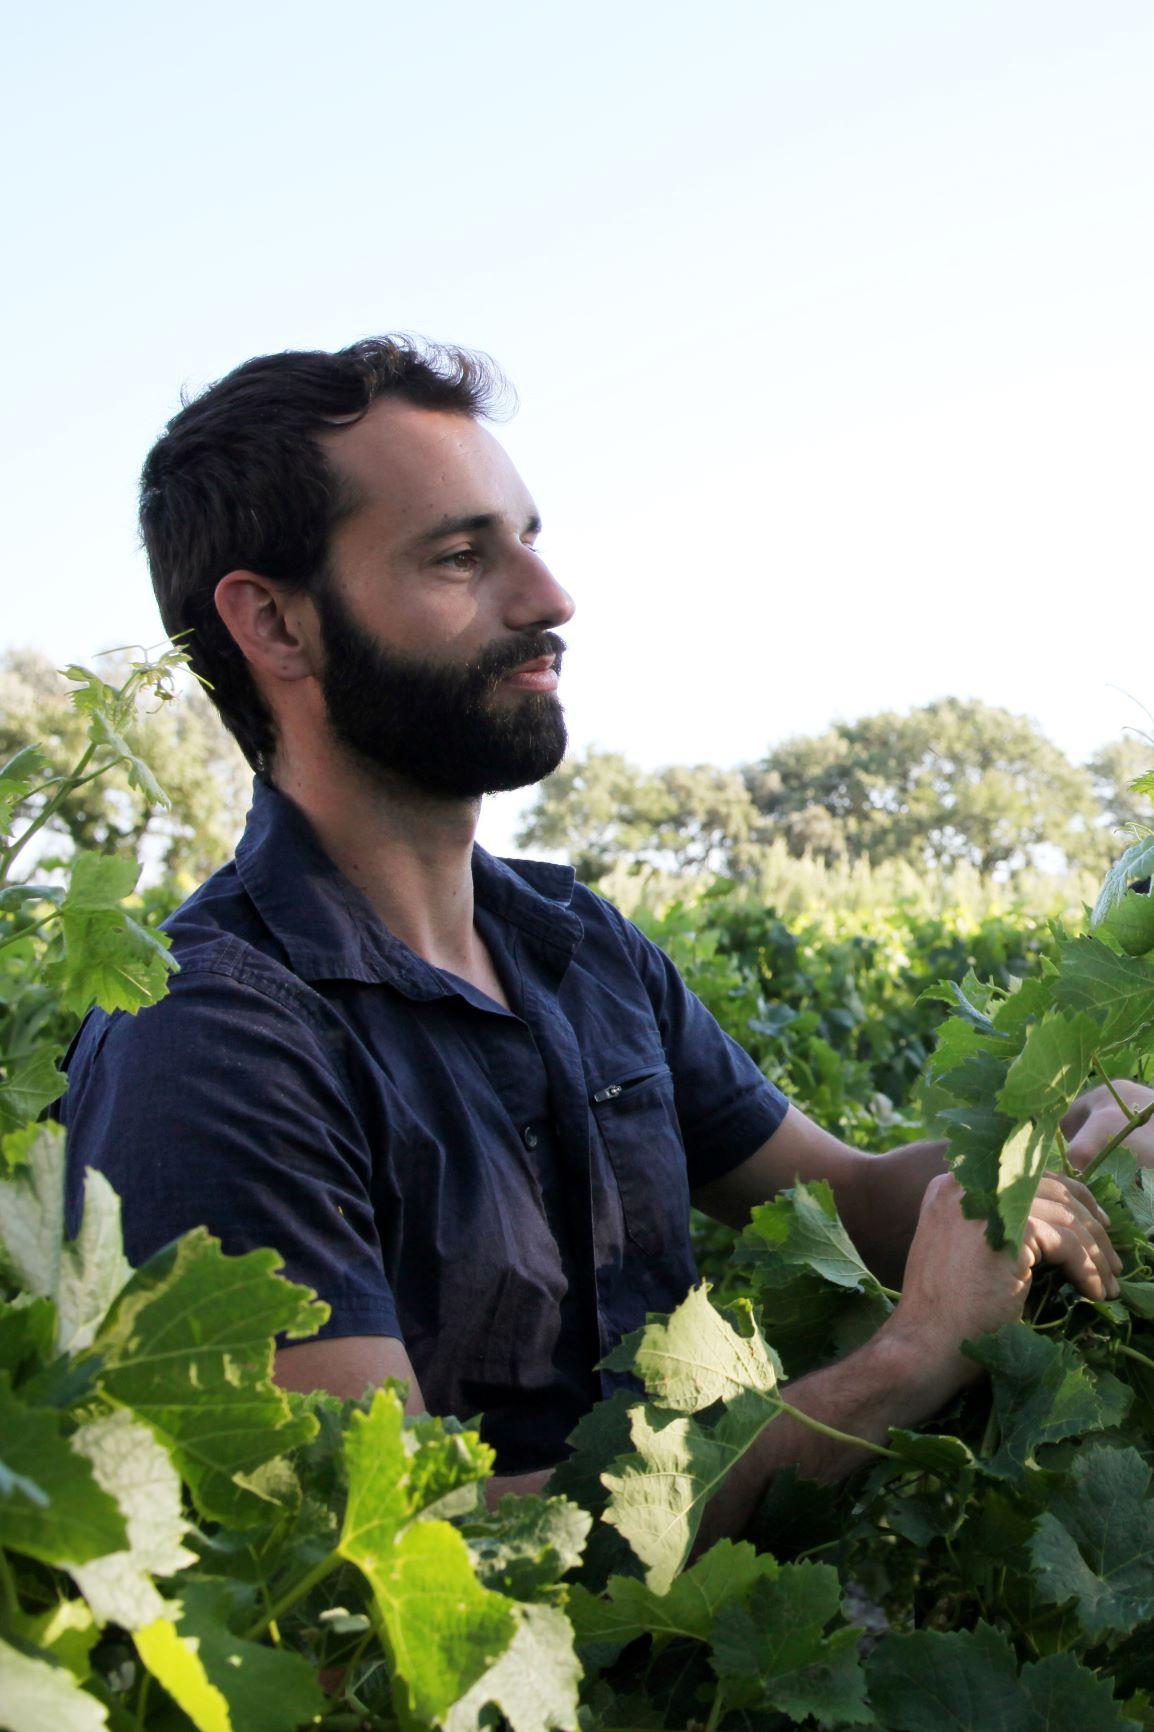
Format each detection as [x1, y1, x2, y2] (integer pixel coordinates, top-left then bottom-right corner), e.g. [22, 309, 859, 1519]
[840, 1138, 948, 1286]
[485, 1468, 552, 1509]
[693, 1110, 947, 1286]
[695, 1315, 958, 1553]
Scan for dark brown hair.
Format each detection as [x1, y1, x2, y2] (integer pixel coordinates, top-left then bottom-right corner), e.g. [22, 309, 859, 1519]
[140, 336, 508, 770]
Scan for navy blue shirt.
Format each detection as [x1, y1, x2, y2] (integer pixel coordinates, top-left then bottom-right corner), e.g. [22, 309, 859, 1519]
[62, 780, 788, 1472]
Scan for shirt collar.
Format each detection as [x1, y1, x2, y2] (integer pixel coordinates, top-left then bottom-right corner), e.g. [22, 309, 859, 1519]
[234, 777, 582, 996]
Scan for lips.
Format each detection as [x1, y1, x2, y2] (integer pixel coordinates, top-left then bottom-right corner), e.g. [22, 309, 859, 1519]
[484, 632, 566, 691]
[499, 653, 560, 694]
[507, 655, 556, 677]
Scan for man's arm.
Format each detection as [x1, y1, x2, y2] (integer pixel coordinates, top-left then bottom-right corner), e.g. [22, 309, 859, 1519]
[692, 1102, 947, 1286]
[274, 1336, 552, 1507]
[693, 1167, 1120, 1549]
[279, 1167, 1119, 1544]
[692, 1080, 1154, 1287]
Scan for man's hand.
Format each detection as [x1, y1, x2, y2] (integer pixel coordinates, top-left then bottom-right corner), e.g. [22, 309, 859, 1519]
[1061, 1079, 1154, 1171]
[890, 1170, 1121, 1385]
[693, 1163, 1122, 1550]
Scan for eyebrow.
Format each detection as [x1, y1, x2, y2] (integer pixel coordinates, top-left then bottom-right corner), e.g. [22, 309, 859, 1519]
[405, 510, 542, 552]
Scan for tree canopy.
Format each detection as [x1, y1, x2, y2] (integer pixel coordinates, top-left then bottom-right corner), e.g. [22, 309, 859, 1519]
[514, 750, 759, 883]
[743, 698, 1106, 877]
[521, 700, 1143, 885]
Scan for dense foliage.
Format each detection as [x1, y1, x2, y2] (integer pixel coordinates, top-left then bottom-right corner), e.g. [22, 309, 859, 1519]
[626, 881, 1069, 1285]
[4, 657, 1154, 1730]
[633, 887, 1061, 1143]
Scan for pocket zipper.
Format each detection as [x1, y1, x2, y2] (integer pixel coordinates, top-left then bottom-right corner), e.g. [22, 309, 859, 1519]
[593, 1066, 663, 1104]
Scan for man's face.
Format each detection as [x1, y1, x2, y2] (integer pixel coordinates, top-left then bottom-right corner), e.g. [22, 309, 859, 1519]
[312, 400, 575, 798]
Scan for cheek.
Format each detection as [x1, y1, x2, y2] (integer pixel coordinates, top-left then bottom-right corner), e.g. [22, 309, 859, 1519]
[382, 584, 487, 659]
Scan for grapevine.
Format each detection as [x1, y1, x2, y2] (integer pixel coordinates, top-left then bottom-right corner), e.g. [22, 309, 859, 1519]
[2, 661, 1154, 1729]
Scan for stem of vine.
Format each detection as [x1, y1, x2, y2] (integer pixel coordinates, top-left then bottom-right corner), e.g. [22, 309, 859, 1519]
[243, 1548, 343, 1642]
[778, 1398, 904, 1463]
[1116, 1342, 1154, 1376]
[702, 1682, 727, 1732]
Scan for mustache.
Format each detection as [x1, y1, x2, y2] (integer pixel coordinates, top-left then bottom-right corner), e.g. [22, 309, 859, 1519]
[472, 631, 567, 690]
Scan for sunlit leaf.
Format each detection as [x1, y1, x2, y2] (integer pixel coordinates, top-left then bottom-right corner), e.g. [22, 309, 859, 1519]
[69, 1409, 196, 1629]
[137, 1581, 323, 1732]
[338, 1388, 517, 1723]
[94, 1229, 327, 1524]
[0, 1636, 108, 1732]
[443, 1602, 582, 1732]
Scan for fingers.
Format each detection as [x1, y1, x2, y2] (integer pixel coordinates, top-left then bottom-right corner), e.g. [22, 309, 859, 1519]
[1024, 1174, 1122, 1301]
[1038, 1172, 1109, 1228]
[1059, 1089, 1097, 1140]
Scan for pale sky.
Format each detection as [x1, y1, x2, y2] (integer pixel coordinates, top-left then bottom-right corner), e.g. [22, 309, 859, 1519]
[2, 1, 1151, 854]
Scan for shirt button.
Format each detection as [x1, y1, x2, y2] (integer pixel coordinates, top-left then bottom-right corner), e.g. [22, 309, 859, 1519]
[522, 1124, 539, 1150]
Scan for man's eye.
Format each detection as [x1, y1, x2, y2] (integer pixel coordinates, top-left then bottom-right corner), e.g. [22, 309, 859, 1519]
[437, 549, 479, 572]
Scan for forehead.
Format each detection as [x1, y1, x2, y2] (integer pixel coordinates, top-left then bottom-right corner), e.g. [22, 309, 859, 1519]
[320, 397, 534, 542]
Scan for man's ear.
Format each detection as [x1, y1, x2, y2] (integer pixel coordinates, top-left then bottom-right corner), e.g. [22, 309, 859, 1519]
[214, 571, 320, 685]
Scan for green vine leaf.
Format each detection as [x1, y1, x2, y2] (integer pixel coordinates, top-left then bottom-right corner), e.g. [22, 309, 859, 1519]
[0, 743, 50, 837]
[1092, 834, 1154, 928]
[0, 1373, 126, 1567]
[1029, 1445, 1154, 1643]
[996, 1011, 1098, 1122]
[963, 1324, 1131, 1476]
[1053, 937, 1154, 1053]
[867, 1621, 1138, 1730]
[740, 1179, 894, 1300]
[567, 1537, 773, 1665]
[443, 1602, 582, 1732]
[53, 851, 176, 1015]
[464, 1493, 591, 1600]
[599, 1288, 785, 1591]
[338, 1387, 521, 1725]
[136, 1580, 324, 1732]
[600, 1281, 780, 1413]
[709, 1560, 871, 1726]
[0, 1051, 67, 1132]
[93, 1229, 327, 1524]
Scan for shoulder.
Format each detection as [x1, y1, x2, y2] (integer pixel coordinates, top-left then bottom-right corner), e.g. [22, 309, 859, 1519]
[161, 857, 288, 969]
[64, 926, 332, 1110]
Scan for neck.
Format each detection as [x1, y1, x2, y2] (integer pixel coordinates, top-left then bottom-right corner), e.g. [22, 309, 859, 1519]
[272, 745, 484, 973]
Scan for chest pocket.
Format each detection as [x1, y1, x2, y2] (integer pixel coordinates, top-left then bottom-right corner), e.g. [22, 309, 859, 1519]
[591, 1061, 690, 1256]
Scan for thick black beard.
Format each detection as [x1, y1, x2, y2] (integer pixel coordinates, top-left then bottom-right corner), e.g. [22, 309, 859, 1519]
[315, 583, 568, 798]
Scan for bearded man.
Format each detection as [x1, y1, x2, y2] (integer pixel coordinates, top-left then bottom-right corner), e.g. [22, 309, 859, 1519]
[61, 337, 1138, 1528]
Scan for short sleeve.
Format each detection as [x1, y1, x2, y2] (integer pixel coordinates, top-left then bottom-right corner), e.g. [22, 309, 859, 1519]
[61, 959, 401, 1343]
[599, 905, 790, 1189]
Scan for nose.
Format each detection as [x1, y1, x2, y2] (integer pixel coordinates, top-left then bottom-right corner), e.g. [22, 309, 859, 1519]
[504, 544, 575, 634]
